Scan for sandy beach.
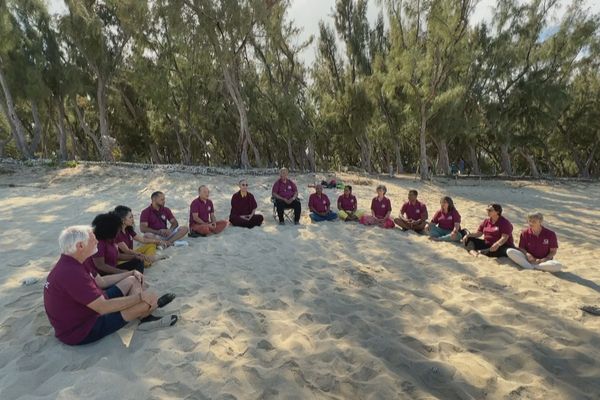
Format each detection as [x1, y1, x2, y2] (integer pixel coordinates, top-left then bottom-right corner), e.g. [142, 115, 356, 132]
[0, 163, 599, 400]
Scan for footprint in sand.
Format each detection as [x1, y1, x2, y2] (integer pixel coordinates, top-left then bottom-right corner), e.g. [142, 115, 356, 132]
[225, 308, 267, 334]
[259, 299, 289, 311]
[256, 339, 274, 351]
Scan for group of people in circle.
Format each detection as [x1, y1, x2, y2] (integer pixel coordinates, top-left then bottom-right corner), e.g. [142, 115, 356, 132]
[43, 167, 563, 346]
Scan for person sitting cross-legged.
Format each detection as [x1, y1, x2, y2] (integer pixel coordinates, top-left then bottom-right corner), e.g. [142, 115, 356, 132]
[359, 185, 395, 229]
[229, 179, 264, 229]
[394, 189, 428, 233]
[139, 191, 189, 246]
[43, 225, 177, 346]
[308, 184, 337, 222]
[189, 185, 228, 236]
[462, 203, 515, 257]
[506, 212, 563, 272]
[427, 196, 463, 242]
[337, 185, 365, 222]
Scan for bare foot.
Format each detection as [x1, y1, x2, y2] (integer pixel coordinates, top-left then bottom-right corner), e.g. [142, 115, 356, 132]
[468, 250, 480, 257]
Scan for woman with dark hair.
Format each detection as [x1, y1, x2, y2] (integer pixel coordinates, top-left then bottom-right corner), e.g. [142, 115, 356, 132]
[427, 196, 462, 242]
[113, 206, 167, 268]
[461, 203, 514, 257]
[337, 185, 365, 221]
[92, 213, 145, 275]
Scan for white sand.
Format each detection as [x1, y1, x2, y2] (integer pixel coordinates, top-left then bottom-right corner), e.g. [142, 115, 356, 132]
[0, 164, 599, 400]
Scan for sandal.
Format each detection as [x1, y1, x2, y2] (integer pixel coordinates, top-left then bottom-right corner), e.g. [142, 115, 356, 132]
[138, 315, 178, 331]
[157, 293, 176, 308]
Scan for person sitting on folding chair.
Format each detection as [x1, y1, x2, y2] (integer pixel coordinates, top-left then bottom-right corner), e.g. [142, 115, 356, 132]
[272, 168, 301, 225]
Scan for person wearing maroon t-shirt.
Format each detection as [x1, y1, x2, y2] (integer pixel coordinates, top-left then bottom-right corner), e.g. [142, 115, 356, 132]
[113, 206, 168, 267]
[139, 191, 189, 246]
[44, 225, 177, 345]
[427, 196, 462, 242]
[92, 213, 145, 275]
[359, 185, 395, 228]
[229, 179, 264, 228]
[272, 168, 302, 225]
[462, 203, 515, 257]
[506, 212, 563, 272]
[308, 184, 338, 222]
[189, 185, 228, 236]
[337, 185, 365, 221]
[395, 189, 428, 232]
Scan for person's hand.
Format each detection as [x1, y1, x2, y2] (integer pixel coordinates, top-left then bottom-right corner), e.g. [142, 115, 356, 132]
[141, 290, 158, 309]
[132, 270, 144, 285]
[159, 229, 169, 236]
[526, 253, 536, 263]
[450, 231, 457, 240]
[533, 258, 542, 265]
[490, 243, 500, 252]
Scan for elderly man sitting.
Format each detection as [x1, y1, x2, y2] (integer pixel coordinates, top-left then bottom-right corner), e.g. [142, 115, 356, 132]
[308, 184, 337, 222]
[43, 225, 178, 346]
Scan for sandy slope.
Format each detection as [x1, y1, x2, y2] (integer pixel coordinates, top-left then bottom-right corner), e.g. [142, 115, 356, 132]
[0, 164, 599, 400]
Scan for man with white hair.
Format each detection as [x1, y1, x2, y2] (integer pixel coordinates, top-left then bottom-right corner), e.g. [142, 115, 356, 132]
[44, 226, 178, 346]
[272, 168, 301, 225]
[506, 212, 563, 272]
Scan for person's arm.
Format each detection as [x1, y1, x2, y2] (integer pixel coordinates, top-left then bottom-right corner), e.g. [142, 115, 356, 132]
[451, 222, 460, 237]
[490, 233, 510, 251]
[93, 256, 124, 275]
[536, 248, 557, 263]
[420, 207, 429, 223]
[462, 230, 483, 243]
[87, 290, 155, 315]
[192, 212, 208, 225]
[168, 217, 179, 231]
[95, 270, 142, 289]
[209, 212, 216, 224]
[133, 233, 164, 246]
[139, 221, 165, 236]
[116, 242, 139, 261]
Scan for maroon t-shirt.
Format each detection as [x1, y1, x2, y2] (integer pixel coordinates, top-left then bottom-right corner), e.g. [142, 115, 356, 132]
[337, 194, 357, 212]
[44, 254, 105, 345]
[189, 198, 214, 226]
[519, 226, 558, 259]
[431, 209, 461, 231]
[309, 193, 330, 213]
[94, 239, 118, 267]
[115, 227, 137, 251]
[230, 191, 258, 217]
[272, 179, 297, 200]
[140, 205, 174, 231]
[401, 200, 428, 221]
[478, 216, 514, 247]
[371, 197, 392, 219]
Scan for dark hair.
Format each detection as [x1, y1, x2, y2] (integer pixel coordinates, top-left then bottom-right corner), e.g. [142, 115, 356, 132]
[488, 203, 503, 215]
[409, 189, 418, 196]
[345, 185, 353, 192]
[441, 196, 455, 212]
[92, 212, 122, 240]
[113, 205, 132, 220]
[151, 191, 163, 200]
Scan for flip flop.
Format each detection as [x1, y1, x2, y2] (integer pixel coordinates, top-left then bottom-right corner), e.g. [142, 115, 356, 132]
[138, 315, 178, 331]
[581, 306, 600, 316]
[157, 293, 176, 308]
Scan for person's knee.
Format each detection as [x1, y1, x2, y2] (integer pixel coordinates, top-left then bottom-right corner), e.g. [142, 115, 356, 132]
[180, 226, 189, 234]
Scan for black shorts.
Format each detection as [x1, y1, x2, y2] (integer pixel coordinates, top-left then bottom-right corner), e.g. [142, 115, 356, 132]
[78, 285, 127, 345]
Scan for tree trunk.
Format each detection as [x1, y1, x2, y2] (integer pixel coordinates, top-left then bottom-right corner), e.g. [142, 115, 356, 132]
[96, 76, 115, 162]
[468, 144, 481, 175]
[419, 103, 429, 180]
[395, 141, 404, 173]
[0, 60, 32, 158]
[518, 149, 540, 178]
[73, 99, 104, 158]
[223, 66, 261, 168]
[30, 101, 43, 155]
[500, 143, 512, 176]
[435, 137, 450, 175]
[55, 96, 69, 161]
[358, 135, 372, 173]
[286, 139, 297, 170]
[306, 138, 316, 172]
